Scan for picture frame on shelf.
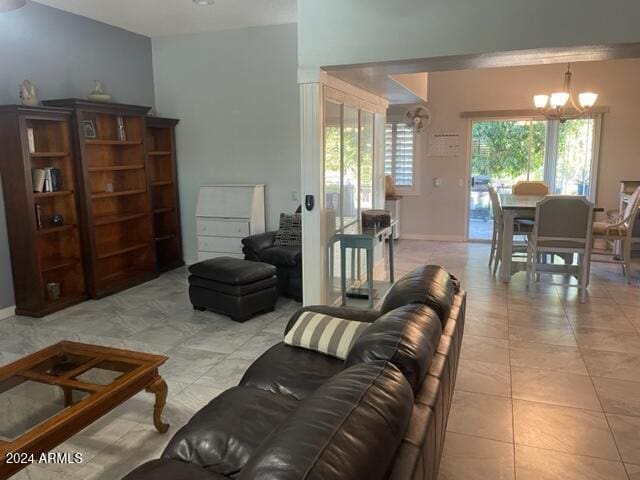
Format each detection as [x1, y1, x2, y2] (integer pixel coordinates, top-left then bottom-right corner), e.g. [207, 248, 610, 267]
[82, 120, 97, 139]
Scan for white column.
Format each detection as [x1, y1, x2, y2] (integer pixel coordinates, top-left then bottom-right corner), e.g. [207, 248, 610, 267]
[299, 73, 325, 305]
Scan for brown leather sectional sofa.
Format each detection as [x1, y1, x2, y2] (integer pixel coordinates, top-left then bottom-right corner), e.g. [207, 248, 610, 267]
[122, 265, 466, 480]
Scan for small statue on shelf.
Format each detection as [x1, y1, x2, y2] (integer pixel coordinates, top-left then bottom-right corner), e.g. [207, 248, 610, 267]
[19, 80, 39, 107]
[87, 80, 112, 102]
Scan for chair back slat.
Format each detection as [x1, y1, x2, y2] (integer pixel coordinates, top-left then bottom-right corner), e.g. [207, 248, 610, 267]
[622, 186, 640, 228]
[488, 186, 502, 222]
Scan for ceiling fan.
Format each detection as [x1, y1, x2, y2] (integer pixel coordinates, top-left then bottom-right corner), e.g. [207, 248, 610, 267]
[405, 106, 431, 133]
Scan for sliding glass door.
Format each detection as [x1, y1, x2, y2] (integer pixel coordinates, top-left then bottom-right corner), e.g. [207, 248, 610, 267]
[468, 116, 601, 240]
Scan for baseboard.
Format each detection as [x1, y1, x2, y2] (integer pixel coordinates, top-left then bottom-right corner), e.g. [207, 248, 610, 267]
[0, 305, 15, 320]
[401, 234, 466, 242]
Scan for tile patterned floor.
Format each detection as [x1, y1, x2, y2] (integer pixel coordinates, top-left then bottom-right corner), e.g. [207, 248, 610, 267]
[0, 269, 301, 480]
[1, 240, 639, 479]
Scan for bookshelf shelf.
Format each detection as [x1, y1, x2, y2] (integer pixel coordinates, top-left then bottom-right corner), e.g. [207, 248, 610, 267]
[85, 139, 142, 146]
[37, 224, 77, 235]
[34, 190, 74, 198]
[30, 152, 69, 158]
[152, 180, 173, 187]
[97, 243, 149, 260]
[94, 212, 148, 226]
[88, 165, 145, 172]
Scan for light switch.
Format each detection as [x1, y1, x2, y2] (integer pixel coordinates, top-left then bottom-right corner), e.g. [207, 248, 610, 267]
[433, 177, 441, 188]
[291, 190, 299, 201]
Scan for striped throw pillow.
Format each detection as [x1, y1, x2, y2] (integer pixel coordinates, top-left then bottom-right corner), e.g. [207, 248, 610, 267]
[284, 311, 371, 360]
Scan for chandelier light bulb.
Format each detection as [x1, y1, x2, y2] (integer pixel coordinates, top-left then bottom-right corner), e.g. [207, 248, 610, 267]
[550, 92, 570, 109]
[578, 92, 598, 109]
[533, 95, 549, 109]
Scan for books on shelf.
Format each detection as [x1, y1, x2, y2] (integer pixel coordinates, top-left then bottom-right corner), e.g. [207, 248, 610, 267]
[32, 168, 45, 192]
[27, 127, 36, 154]
[32, 167, 63, 193]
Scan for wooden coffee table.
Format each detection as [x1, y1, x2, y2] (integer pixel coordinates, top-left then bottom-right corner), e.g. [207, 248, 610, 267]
[0, 341, 169, 478]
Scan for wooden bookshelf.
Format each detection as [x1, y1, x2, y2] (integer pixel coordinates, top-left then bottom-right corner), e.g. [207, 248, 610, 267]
[0, 105, 87, 317]
[43, 99, 157, 298]
[0, 102, 181, 315]
[146, 117, 183, 272]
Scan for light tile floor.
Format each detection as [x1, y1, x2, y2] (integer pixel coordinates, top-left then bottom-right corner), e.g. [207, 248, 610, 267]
[1, 240, 639, 480]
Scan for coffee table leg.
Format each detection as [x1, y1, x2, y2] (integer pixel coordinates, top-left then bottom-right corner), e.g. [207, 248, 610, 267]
[62, 386, 73, 407]
[146, 377, 169, 433]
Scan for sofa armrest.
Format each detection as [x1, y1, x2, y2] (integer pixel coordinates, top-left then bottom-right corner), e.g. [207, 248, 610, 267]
[284, 305, 381, 335]
[241, 231, 277, 254]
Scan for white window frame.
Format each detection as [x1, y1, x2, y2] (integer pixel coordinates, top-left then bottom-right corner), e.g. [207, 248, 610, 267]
[385, 121, 421, 196]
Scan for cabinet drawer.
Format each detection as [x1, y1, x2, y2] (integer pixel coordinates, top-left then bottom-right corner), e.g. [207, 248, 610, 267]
[197, 236, 243, 254]
[197, 219, 250, 238]
[197, 251, 243, 262]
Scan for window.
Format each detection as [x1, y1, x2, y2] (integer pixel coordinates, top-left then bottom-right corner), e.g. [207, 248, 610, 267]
[544, 118, 599, 200]
[385, 123, 415, 188]
[468, 116, 601, 240]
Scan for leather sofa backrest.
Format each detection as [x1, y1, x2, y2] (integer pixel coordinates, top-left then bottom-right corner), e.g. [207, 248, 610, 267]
[345, 303, 442, 394]
[380, 265, 458, 325]
[238, 361, 413, 480]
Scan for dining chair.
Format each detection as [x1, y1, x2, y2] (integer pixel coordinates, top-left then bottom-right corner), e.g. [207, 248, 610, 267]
[591, 186, 640, 283]
[513, 181, 550, 196]
[526, 196, 594, 303]
[488, 186, 528, 275]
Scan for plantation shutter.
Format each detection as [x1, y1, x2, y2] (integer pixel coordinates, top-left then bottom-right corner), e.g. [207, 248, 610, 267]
[384, 123, 415, 187]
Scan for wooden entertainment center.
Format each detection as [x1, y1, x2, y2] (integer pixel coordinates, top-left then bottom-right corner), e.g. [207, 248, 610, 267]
[0, 100, 183, 317]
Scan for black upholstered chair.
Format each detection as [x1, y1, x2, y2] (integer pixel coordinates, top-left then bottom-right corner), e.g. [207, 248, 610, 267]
[241, 207, 302, 301]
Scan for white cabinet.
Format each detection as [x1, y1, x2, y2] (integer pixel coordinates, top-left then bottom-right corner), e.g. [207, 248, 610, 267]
[196, 184, 265, 260]
[385, 198, 402, 240]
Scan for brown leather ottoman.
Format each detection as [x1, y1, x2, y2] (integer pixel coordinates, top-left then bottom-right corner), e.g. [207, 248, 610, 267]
[188, 257, 278, 322]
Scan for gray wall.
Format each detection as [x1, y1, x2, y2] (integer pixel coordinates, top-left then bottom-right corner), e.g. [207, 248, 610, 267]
[0, 2, 155, 309]
[152, 23, 300, 265]
[298, 0, 640, 69]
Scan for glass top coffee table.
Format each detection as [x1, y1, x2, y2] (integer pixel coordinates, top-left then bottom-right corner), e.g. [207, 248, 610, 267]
[0, 341, 169, 478]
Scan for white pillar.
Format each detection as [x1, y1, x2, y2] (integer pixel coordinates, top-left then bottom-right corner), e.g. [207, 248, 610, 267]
[299, 71, 325, 305]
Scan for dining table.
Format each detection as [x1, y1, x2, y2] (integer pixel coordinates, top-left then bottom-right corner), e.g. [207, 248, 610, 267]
[498, 193, 604, 283]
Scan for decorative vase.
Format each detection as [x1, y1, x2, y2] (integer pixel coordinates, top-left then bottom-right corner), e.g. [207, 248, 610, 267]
[50, 214, 64, 227]
[19, 80, 39, 107]
[88, 80, 112, 102]
[46, 282, 61, 301]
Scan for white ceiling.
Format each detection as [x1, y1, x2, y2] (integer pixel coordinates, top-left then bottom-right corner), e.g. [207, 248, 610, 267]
[34, 0, 297, 37]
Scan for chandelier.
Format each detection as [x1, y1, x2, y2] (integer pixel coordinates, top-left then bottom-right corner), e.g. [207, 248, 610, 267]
[533, 63, 598, 121]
